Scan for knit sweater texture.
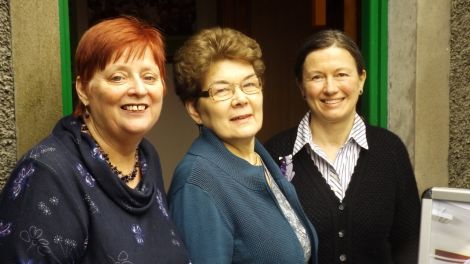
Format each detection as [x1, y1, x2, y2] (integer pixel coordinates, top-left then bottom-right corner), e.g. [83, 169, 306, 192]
[265, 124, 421, 264]
[0, 116, 190, 263]
[168, 127, 318, 264]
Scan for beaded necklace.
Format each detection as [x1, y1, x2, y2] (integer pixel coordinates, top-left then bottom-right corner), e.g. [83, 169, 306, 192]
[81, 124, 139, 183]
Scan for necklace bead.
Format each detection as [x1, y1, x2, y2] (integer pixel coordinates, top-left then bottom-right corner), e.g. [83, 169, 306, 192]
[101, 150, 139, 183]
[82, 124, 139, 183]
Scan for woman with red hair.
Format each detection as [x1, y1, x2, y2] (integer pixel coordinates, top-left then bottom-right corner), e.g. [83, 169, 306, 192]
[0, 16, 190, 263]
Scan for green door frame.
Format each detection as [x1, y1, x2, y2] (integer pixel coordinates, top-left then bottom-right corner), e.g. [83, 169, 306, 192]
[59, 0, 73, 116]
[58, 1, 389, 126]
[361, 0, 388, 128]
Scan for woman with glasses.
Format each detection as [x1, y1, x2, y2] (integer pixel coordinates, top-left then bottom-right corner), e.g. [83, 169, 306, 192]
[168, 27, 318, 264]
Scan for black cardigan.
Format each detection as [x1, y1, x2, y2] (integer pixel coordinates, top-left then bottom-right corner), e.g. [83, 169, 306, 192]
[265, 124, 421, 264]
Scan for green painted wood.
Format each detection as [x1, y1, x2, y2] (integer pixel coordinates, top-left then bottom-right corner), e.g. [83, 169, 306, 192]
[360, 0, 388, 128]
[58, 0, 73, 116]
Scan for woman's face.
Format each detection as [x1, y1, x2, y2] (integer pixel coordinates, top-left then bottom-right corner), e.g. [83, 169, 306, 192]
[300, 46, 366, 125]
[187, 59, 263, 146]
[78, 47, 164, 141]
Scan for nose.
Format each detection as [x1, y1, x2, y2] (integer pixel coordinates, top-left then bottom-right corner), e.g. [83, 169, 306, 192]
[323, 76, 338, 95]
[130, 77, 148, 96]
[231, 84, 248, 106]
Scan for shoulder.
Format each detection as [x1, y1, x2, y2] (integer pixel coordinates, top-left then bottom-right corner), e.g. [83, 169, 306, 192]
[169, 153, 223, 196]
[365, 125, 407, 150]
[17, 135, 71, 175]
[264, 127, 298, 158]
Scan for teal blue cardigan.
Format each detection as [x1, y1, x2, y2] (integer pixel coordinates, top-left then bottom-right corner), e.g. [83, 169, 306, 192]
[168, 127, 318, 264]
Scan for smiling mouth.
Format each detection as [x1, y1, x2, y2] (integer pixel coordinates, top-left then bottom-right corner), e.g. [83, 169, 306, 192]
[321, 98, 344, 104]
[122, 104, 148, 111]
[230, 114, 252, 121]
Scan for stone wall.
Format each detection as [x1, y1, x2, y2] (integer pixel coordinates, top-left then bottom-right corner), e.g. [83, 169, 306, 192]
[449, 0, 470, 188]
[0, 0, 15, 190]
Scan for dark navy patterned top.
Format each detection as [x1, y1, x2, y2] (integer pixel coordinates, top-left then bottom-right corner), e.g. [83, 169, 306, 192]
[0, 116, 190, 263]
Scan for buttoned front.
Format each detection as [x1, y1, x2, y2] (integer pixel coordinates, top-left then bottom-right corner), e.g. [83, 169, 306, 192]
[266, 125, 421, 263]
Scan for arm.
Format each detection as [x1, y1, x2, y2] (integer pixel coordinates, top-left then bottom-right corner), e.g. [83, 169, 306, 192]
[169, 183, 233, 264]
[0, 159, 88, 263]
[389, 140, 421, 263]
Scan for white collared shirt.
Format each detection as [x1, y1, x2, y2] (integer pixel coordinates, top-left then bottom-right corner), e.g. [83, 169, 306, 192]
[291, 112, 369, 201]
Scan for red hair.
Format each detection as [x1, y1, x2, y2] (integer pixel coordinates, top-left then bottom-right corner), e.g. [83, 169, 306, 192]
[73, 16, 166, 117]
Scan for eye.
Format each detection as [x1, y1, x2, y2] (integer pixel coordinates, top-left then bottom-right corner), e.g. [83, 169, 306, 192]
[310, 75, 325, 82]
[241, 79, 261, 93]
[336, 72, 349, 78]
[142, 73, 159, 83]
[210, 84, 232, 99]
[109, 73, 127, 83]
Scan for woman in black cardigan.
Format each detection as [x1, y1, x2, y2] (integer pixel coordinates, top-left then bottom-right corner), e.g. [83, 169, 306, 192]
[265, 29, 420, 264]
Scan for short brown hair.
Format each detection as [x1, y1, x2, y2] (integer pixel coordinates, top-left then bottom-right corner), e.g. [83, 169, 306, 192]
[173, 27, 265, 103]
[73, 16, 165, 117]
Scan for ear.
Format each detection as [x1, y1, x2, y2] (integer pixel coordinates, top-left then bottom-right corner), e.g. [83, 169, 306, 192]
[359, 69, 367, 90]
[75, 76, 89, 106]
[185, 99, 203, 125]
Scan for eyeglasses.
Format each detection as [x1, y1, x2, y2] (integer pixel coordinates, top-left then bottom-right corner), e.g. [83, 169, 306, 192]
[198, 76, 262, 101]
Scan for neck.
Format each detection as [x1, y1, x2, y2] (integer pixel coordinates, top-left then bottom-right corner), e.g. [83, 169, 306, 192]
[310, 114, 355, 161]
[223, 137, 260, 165]
[84, 118, 139, 172]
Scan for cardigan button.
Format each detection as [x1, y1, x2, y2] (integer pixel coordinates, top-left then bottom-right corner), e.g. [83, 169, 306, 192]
[338, 203, 345, 211]
[339, 254, 347, 262]
[338, 230, 345, 238]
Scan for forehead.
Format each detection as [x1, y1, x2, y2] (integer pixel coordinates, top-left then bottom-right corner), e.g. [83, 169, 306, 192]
[109, 46, 156, 65]
[204, 59, 255, 82]
[304, 46, 356, 68]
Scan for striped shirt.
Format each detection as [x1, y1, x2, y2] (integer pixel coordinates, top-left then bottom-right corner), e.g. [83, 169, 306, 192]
[292, 112, 369, 201]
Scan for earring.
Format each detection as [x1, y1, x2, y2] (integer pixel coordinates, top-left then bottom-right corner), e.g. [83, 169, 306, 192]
[359, 89, 363, 95]
[84, 104, 90, 118]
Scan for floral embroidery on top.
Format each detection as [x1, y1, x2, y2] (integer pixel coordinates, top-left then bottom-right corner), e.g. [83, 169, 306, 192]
[11, 163, 35, 199]
[49, 196, 59, 205]
[37, 196, 60, 216]
[279, 155, 295, 182]
[19, 226, 52, 256]
[76, 163, 96, 187]
[91, 147, 106, 161]
[108, 250, 134, 264]
[131, 224, 144, 245]
[156, 189, 169, 219]
[140, 155, 148, 176]
[170, 229, 182, 247]
[0, 221, 12, 237]
[28, 144, 56, 159]
[38, 202, 52, 216]
[53, 234, 77, 258]
[84, 194, 99, 214]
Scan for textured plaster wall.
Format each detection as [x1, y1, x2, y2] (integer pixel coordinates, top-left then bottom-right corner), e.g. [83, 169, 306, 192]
[10, 0, 62, 157]
[389, 0, 450, 194]
[0, 0, 62, 190]
[449, 0, 470, 188]
[389, 0, 417, 163]
[0, 0, 16, 189]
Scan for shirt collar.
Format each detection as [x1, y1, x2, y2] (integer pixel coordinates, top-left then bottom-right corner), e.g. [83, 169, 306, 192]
[292, 112, 369, 156]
